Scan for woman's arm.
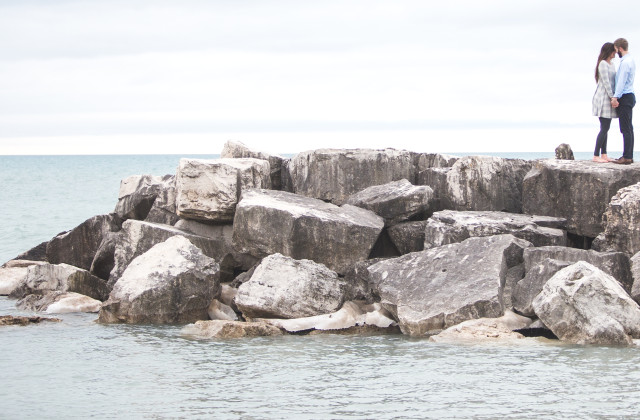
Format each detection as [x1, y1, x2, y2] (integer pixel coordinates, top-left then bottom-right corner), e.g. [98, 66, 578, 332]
[599, 61, 615, 98]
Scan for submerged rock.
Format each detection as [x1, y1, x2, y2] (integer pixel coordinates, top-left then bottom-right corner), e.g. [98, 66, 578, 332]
[367, 234, 532, 336]
[523, 159, 640, 237]
[344, 179, 434, 226]
[176, 157, 271, 222]
[232, 189, 384, 274]
[0, 315, 61, 326]
[221, 140, 286, 190]
[181, 320, 283, 339]
[17, 291, 101, 314]
[235, 253, 347, 319]
[99, 236, 221, 324]
[429, 310, 533, 343]
[10, 262, 110, 302]
[423, 210, 567, 249]
[532, 262, 640, 345]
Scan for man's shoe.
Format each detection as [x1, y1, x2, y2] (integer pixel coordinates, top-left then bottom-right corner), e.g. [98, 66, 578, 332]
[613, 157, 634, 165]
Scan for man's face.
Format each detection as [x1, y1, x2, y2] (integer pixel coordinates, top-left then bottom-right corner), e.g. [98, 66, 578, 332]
[617, 46, 624, 58]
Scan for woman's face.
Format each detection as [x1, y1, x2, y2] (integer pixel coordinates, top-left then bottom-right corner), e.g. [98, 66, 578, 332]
[609, 50, 616, 60]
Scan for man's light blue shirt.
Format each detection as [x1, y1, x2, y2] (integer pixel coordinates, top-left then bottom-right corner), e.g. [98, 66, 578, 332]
[614, 53, 636, 98]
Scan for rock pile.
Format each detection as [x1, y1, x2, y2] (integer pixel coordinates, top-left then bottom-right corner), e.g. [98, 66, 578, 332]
[5, 141, 640, 346]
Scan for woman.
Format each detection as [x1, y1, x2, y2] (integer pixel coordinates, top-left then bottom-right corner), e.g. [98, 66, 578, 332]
[592, 42, 618, 162]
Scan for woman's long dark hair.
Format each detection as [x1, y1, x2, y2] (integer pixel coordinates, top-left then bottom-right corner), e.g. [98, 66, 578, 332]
[595, 42, 616, 82]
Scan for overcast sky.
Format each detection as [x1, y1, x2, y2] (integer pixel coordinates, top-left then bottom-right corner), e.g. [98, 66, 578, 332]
[1, 0, 639, 155]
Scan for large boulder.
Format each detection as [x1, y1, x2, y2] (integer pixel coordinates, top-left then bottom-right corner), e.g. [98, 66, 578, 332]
[512, 246, 634, 317]
[424, 210, 567, 249]
[387, 221, 429, 254]
[287, 148, 454, 205]
[10, 262, 110, 302]
[344, 179, 434, 226]
[176, 157, 270, 222]
[532, 262, 640, 345]
[418, 156, 532, 213]
[107, 220, 240, 286]
[99, 236, 221, 324]
[17, 291, 101, 314]
[46, 214, 122, 271]
[235, 253, 348, 319]
[232, 189, 384, 274]
[367, 234, 532, 336]
[221, 140, 286, 190]
[181, 320, 283, 339]
[522, 159, 640, 238]
[0, 260, 46, 295]
[594, 182, 640, 255]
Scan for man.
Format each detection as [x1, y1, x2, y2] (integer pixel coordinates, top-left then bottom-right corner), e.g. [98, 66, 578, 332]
[611, 38, 636, 164]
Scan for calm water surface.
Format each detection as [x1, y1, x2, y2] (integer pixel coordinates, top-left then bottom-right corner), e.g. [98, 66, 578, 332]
[2, 153, 640, 419]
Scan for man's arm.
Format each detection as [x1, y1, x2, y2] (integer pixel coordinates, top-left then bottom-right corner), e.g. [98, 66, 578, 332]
[614, 60, 630, 99]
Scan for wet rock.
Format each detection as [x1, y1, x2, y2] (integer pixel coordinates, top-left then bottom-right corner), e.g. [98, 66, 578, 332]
[258, 301, 396, 333]
[17, 291, 101, 314]
[221, 140, 286, 190]
[522, 159, 640, 237]
[512, 246, 633, 316]
[596, 182, 640, 255]
[99, 236, 221, 324]
[181, 320, 283, 339]
[46, 214, 122, 271]
[419, 156, 532, 213]
[387, 221, 429, 254]
[115, 174, 173, 221]
[424, 210, 567, 249]
[555, 143, 575, 160]
[532, 262, 640, 345]
[367, 234, 532, 336]
[287, 148, 419, 205]
[208, 299, 237, 321]
[10, 262, 110, 302]
[235, 253, 347, 320]
[344, 179, 434, 226]
[232, 189, 384, 274]
[176, 157, 270, 222]
[0, 315, 61, 326]
[429, 310, 533, 343]
[108, 220, 238, 286]
[0, 261, 46, 295]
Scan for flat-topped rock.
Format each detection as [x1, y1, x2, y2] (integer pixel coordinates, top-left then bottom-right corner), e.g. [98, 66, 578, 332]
[424, 210, 567, 249]
[429, 310, 533, 343]
[232, 189, 384, 274]
[344, 179, 434, 226]
[367, 234, 532, 336]
[287, 148, 454, 205]
[523, 159, 640, 237]
[221, 140, 286, 190]
[532, 262, 640, 345]
[181, 320, 283, 339]
[418, 156, 532, 213]
[176, 157, 271, 222]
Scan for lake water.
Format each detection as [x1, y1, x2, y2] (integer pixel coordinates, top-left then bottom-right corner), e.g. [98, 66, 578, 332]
[2, 152, 639, 419]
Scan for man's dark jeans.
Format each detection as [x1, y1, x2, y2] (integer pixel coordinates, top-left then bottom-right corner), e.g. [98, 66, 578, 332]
[618, 93, 636, 159]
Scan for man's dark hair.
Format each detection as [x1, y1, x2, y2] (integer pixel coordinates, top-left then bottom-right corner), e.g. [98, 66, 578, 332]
[614, 38, 629, 51]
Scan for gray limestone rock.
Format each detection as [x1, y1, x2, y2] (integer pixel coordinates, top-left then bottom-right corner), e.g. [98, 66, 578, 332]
[181, 320, 283, 339]
[17, 291, 101, 314]
[429, 310, 533, 343]
[0, 261, 47, 296]
[46, 214, 122, 271]
[532, 262, 640, 345]
[522, 159, 640, 237]
[221, 140, 286, 190]
[176, 157, 271, 222]
[419, 156, 532, 213]
[235, 253, 347, 320]
[597, 182, 640, 255]
[114, 174, 173, 221]
[99, 236, 220, 324]
[344, 179, 434, 226]
[387, 221, 429, 254]
[144, 175, 179, 225]
[367, 234, 532, 336]
[512, 246, 634, 316]
[107, 220, 240, 287]
[555, 143, 575, 160]
[10, 262, 110, 302]
[232, 189, 384, 274]
[423, 210, 567, 249]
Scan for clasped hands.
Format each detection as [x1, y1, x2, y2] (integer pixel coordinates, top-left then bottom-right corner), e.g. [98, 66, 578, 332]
[611, 97, 620, 108]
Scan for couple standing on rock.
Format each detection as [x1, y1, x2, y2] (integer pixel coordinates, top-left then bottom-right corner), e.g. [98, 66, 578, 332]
[593, 38, 636, 164]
